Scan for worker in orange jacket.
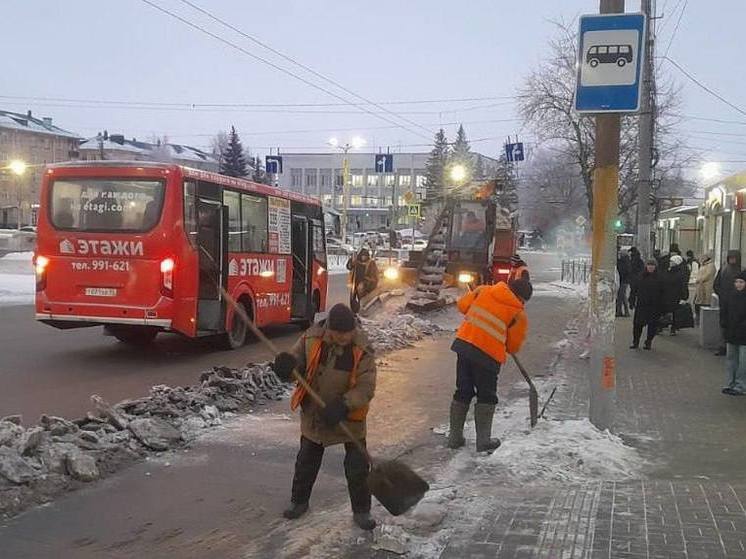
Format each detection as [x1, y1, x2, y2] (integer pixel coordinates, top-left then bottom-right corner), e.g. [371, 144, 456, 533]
[448, 279, 531, 452]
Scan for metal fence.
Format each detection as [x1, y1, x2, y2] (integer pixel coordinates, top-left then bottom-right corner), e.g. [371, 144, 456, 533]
[561, 259, 591, 284]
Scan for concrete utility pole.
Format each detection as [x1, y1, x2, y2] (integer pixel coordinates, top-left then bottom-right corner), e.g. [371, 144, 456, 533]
[589, 0, 624, 431]
[636, 0, 654, 257]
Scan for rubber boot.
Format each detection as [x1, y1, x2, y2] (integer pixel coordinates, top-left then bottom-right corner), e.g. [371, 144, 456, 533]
[446, 399, 469, 449]
[474, 403, 501, 453]
[283, 502, 309, 520]
[353, 512, 377, 530]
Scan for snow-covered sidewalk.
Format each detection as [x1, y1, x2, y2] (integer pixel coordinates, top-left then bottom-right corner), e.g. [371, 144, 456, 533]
[0, 252, 34, 306]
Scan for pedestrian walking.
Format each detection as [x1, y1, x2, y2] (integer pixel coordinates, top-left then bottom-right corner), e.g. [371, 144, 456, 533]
[720, 272, 746, 396]
[693, 253, 716, 324]
[628, 247, 645, 309]
[273, 303, 378, 530]
[447, 279, 530, 453]
[346, 248, 378, 313]
[616, 249, 631, 317]
[714, 250, 743, 356]
[663, 254, 689, 336]
[630, 259, 664, 350]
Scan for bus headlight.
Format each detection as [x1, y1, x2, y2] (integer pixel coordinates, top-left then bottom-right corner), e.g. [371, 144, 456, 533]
[383, 266, 400, 281]
[458, 272, 474, 284]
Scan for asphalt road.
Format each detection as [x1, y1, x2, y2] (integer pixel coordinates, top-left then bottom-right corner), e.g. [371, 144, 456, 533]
[0, 273, 349, 423]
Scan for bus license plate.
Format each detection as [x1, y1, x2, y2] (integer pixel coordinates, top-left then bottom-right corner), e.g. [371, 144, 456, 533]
[84, 287, 117, 297]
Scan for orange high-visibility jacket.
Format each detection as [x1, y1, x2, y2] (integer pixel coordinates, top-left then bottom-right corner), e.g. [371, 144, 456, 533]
[455, 282, 528, 364]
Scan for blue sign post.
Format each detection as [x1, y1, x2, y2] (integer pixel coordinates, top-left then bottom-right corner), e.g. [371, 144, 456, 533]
[575, 13, 646, 113]
[505, 142, 524, 162]
[265, 155, 283, 175]
[375, 154, 393, 173]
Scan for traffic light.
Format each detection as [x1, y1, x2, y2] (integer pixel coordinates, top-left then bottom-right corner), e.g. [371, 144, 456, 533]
[613, 218, 624, 232]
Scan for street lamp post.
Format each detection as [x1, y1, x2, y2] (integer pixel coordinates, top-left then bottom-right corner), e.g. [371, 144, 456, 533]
[8, 160, 27, 230]
[329, 137, 365, 244]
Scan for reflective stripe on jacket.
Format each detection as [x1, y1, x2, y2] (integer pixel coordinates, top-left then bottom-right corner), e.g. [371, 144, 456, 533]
[455, 282, 528, 364]
[291, 338, 368, 421]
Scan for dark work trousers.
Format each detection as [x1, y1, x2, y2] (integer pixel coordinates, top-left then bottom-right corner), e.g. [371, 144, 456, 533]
[454, 354, 500, 405]
[632, 308, 658, 345]
[290, 436, 371, 513]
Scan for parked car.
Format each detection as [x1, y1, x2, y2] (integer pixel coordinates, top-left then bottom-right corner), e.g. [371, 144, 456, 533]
[326, 237, 354, 255]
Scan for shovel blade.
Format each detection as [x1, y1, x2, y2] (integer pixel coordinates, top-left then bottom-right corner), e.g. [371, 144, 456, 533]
[368, 460, 429, 516]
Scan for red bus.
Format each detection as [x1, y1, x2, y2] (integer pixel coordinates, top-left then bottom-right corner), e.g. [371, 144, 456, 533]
[34, 161, 328, 348]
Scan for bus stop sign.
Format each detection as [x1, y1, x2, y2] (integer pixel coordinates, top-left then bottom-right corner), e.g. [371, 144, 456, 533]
[575, 13, 646, 113]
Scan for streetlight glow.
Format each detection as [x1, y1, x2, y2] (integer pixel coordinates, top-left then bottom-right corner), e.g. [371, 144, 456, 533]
[351, 136, 366, 149]
[328, 137, 339, 148]
[8, 160, 27, 176]
[450, 164, 467, 183]
[700, 162, 720, 181]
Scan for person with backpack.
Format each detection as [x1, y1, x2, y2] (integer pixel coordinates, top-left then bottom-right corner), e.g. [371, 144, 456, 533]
[721, 272, 746, 395]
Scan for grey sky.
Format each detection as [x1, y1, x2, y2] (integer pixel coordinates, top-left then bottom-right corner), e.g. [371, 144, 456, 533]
[4, 0, 745, 173]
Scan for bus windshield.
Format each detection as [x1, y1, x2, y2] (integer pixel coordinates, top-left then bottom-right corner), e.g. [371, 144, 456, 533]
[50, 178, 165, 232]
[450, 202, 489, 251]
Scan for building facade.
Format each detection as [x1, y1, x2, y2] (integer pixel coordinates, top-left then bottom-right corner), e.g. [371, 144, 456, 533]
[0, 110, 80, 228]
[77, 133, 219, 172]
[274, 152, 499, 232]
[699, 171, 746, 268]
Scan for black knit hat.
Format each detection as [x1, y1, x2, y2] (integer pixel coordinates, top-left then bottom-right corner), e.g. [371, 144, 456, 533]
[737, 271, 746, 282]
[327, 303, 356, 332]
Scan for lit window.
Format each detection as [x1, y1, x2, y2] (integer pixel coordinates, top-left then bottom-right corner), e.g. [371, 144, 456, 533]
[384, 174, 395, 187]
[351, 195, 363, 206]
[399, 175, 412, 187]
[367, 174, 380, 187]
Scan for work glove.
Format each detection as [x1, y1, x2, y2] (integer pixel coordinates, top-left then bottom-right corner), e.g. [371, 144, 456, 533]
[272, 352, 298, 383]
[321, 397, 348, 427]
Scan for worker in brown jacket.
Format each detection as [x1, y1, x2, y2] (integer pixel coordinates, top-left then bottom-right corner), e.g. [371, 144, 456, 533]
[273, 303, 377, 530]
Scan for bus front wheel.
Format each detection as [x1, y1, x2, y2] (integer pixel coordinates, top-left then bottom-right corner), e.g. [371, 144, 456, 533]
[107, 325, 158, 346]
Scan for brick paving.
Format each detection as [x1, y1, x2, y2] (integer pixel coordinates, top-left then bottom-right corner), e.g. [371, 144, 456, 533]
[435, 320, 746, 559]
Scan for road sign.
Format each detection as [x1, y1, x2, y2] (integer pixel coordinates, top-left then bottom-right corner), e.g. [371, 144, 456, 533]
[575, 215, 587, 227]
[402, 191, 415, 204]
[407, 204, 420, 218]
[265, 155, 283, 175]
[375, 154, 393, 173]
[505, 142, 524, 162]
[575, 13, 646, 113]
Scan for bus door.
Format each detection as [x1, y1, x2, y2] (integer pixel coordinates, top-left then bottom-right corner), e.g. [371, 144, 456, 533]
[291, 215, 311, 319]
[196, 197, 227, 331]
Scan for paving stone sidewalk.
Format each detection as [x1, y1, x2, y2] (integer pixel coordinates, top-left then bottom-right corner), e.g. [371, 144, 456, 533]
[439, 322, 746, 559]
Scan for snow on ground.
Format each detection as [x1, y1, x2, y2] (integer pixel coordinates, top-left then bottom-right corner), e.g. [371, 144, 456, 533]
[1, 251, 33, 262]
[0, 253, 34, 305]
[0, 274, 34, 305]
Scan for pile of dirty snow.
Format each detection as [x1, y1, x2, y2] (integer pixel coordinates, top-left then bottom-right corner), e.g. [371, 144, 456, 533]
[360, 313, 443, 352]
[485, 418, 643, 483]
[0, 252, 34, 305]
[0, 363, 285, 518]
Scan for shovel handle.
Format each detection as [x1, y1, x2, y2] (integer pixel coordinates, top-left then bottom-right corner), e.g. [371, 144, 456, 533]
[220, 285, 373, 465]
[511, 354, 533, 387]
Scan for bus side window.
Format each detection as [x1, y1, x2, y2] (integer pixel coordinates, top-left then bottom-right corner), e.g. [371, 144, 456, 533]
[241, 194, 268, 253]
[183, 180, 198, 248]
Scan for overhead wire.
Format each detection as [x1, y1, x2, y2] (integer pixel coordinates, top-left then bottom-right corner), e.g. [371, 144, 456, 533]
[135, 0, 431, 140]
[662, 0, 687, 57]
[171, 0, 435, 139]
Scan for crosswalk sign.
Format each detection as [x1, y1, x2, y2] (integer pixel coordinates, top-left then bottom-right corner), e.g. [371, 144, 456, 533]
[407, 204, 420, 218]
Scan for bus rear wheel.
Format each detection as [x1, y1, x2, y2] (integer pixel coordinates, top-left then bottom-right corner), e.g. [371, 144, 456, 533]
[107, 325, 159, 346]
[219, 301, 250, 350]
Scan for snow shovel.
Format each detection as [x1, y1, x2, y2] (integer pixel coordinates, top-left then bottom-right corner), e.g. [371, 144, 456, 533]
[511, 354, 538, 428]
[222, 288, 430, 516]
